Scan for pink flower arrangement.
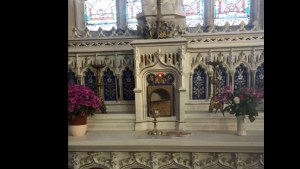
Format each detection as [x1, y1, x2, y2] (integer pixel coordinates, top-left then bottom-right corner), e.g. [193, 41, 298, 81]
[216, 86, 264, 122]
[68, 83, 100, 119]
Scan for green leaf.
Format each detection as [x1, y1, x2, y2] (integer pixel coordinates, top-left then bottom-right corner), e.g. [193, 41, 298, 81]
[249, 115, 255, 122]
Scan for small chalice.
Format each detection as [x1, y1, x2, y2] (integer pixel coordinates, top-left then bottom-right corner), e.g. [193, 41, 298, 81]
[148, 109, 163, 135]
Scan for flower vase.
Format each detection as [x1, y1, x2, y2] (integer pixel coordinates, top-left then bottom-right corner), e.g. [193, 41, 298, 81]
[69, 115, 87, 137]
[236, 115, 247, 136]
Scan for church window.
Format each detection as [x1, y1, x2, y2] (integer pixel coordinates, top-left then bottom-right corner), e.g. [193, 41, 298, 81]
[126, 0, 142, 30]
[183, 0, 204, 27]
[214, 0, 251, 26]
[84, 0, 142, 31]
[84, 0, 117, 31]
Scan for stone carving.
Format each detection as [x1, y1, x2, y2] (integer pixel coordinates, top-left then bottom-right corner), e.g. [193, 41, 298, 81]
[142, 21, 186, 39]
[110, 27, 118, 37]
[191, 53, 206, 68]
[159, 152, 191, 169]
[187, 35, 264, 44]
[97, 27, 105, 37]
[68, 152, 264, 169]
[223, 22, 231, 32]
[119, 55, 133, 70]
[139, 48, 181, 71]
[251, 20, 260, 31]
[68, 41, 132, 48]
[238, 21, 247, 32]
[189, 50, 263, 76]
[119, 152, 151, 169]
[111, 152, 119, 169]
[150, 152, 159, 169]
[208, 25, 218, 33]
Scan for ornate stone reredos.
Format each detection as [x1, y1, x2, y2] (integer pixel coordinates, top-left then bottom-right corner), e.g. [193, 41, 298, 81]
[142, 20, 185, 39]
[139, 0, 186, 39]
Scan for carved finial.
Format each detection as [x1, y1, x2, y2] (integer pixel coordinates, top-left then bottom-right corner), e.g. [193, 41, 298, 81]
[251, 20, 260, 31]
[208, 25, 218, 33]
[223, 22, 231, 32]
[124, 26, 131, 36]
[72, 27, 81, 38]
[97, 27, 105, 37]
[238, 21, 247, 31]
[110, 27, 117, 37]
[83, 27, 92, 38]
[195, 23, 203, 33]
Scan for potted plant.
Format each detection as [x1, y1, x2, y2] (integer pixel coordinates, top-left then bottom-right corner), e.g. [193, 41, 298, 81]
[216, 86, 264, 136]
[68, 83, 101, 137]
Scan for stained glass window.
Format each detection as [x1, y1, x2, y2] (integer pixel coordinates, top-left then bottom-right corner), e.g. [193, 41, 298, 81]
[126, 0, 142, 30]
[192, 65, 206, 99]
[214, 0, 251, 26]
[234, 64, 248, 95]
[255, 63, 264, 89]
[122, 67, 135, 100]
[183, 0, 204, 27]
[103, 68, 117, 101]
[215, 65, 227, 97]
[84, 68, 97, 94]
[68, 69, 77, 84]
[84, 0, 117, 31]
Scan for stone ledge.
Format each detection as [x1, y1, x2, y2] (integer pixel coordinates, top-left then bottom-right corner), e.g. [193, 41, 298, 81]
[69, 130, 264, 152]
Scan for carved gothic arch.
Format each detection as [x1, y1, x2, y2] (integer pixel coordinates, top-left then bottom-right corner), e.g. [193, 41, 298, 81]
[233, 61, 251, 72]
[254, 61, 264, 70]
[191, 63, 209, 74]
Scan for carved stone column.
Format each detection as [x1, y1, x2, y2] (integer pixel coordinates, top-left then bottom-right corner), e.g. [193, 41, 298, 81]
[74, 0, 86, 31]
[204, 0, 214, 30]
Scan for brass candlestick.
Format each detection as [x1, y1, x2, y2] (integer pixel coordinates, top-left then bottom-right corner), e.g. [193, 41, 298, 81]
[207, 61, 223, 113]
[90, 62, 106, 97]
[148, 109, 163, 135]
[90, 61, 107, 113]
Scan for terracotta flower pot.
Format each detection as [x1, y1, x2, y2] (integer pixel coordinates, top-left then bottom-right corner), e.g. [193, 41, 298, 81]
[69, 115, 87, 137]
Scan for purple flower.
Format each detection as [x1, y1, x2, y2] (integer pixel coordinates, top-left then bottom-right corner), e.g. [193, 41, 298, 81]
[68, 83, 102, 118]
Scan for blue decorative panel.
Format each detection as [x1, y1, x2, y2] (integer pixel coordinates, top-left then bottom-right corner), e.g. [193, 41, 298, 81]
[234, 64, 248, 95]
[122, 67, 135, 100]
[146, 73, 175, 85]
[216, 65, 227, 97]
[84, 68, 97, 93]
[192, 65, 206, 99]
[103, 68, 116, 101]
[68, 69, 77, 84]
[255, 63, 264, 89]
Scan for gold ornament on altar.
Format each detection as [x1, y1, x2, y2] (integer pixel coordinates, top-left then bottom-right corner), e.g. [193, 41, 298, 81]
[90, 61, 107, 113]
[207, 60, 224, 113]
[148, 109, 163, 135]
